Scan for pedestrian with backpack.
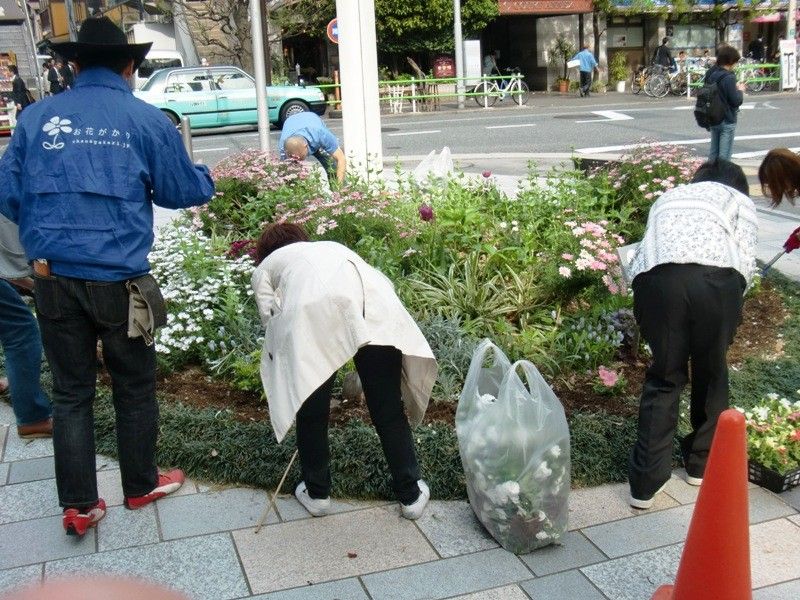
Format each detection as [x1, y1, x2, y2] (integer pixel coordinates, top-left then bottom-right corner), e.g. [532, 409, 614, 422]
[702, 45, 745, 161]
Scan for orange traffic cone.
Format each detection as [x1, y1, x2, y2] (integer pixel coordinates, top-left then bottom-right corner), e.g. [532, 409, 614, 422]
[651, 408, 751, 599]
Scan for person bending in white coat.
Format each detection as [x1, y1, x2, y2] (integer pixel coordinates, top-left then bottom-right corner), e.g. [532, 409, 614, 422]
[251, 223, 439, 519]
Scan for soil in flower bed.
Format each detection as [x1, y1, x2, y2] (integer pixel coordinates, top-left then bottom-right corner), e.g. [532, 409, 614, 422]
[149, 280, 787, 425]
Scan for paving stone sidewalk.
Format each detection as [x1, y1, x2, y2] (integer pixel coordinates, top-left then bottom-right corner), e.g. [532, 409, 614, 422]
[1, 395, 800, 599]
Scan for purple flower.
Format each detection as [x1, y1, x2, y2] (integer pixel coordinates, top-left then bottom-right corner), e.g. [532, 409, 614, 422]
[482, 170, 492, 178]
[418, 203, 434, 222]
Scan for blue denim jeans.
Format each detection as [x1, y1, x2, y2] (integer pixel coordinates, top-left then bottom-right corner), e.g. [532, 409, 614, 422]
[34, 275, 158, 509]
[708, 122, 736, 162]
[0, 279, 52, 425]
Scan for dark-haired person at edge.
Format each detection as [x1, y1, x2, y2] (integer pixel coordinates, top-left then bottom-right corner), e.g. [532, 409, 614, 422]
[626, 160, 758, 509]
[251, 223, 438, 520]
[705, 45, 746, 161]
[759, 148, 800, 251]
[9, 65, 33, 115]
[0, 17, 215, 537]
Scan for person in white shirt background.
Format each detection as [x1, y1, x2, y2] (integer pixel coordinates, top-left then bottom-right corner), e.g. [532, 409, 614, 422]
[625, 160, 757, 510]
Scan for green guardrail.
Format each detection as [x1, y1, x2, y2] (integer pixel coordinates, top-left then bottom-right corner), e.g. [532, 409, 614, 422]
[687, 63, 781, 88]
[315, 74, 522, 105]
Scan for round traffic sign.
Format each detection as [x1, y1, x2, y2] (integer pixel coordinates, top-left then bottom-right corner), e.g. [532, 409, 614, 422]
[327, 18, 338, 45]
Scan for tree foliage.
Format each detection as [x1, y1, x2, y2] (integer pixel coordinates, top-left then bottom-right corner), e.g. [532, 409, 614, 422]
[275, 0, 498, 54]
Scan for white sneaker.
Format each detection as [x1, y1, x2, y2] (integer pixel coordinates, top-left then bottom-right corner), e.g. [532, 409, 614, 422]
[629, 480, 669, 510]
[685, 474, 703, 487]
[400, 480, 430, 520]
[294, 481, 331, 517]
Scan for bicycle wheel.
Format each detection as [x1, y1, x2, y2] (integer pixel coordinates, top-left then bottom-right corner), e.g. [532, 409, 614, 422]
[509, 81, 530, 105]
[645, 75, 668, 98]
[745, 70, 765, 93]
[670, 72, 687, 96]
[472, 81, 498, 107]
[631, 72, 644, 94]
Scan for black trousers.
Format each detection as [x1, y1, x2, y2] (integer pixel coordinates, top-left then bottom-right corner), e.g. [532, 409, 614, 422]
[296, 345, 421, 504]
[629, 263, 745, 498]
[34, 275, 159, 508]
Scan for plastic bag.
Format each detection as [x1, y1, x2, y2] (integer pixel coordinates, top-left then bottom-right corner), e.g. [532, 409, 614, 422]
[455, 339, 570, 554]
[413, 146, 453, 184]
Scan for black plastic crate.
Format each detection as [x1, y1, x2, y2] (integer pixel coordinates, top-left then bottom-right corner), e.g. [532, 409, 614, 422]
[748, 460, 800, 493]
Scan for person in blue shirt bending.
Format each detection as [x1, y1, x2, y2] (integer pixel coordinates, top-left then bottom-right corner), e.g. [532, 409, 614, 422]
[572, 44, 599, 98]
[279, 112, 347, 184]
[0, 17, 215, 538]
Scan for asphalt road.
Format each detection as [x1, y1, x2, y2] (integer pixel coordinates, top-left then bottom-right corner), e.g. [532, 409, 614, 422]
[2, 90, 798, 172]
[165, 91, 800, 170]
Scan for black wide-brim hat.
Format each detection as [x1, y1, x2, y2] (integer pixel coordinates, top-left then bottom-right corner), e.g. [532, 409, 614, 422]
[51, 17, 152, 70]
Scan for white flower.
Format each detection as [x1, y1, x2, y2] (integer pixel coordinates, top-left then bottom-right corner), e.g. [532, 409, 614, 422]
[533, 462, 553, 482]
[499, 222, 508, 229]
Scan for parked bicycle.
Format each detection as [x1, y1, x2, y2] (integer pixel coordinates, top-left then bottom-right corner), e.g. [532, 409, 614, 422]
[738, 57, 768, 92]
[472, 67, 530, 106]
[640, 64, 688, 97]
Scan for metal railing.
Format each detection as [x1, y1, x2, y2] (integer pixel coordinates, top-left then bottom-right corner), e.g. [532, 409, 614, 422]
[685, 62, 782, 96]
[315, 74, 525, 113]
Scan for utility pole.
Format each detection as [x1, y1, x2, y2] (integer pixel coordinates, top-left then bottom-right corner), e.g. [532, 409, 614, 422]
[335, 0, 383, 178]
[64, 0, 78, 42]
[453, 0, 464, 108]
[788, 0, 797, 42]
[261, 0, 272, 85]
[249, 0, 270, 151]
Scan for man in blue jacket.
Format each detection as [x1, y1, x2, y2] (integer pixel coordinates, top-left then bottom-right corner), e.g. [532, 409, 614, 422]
[0, 17, 215, 537]
[279, 111, 347, 184]
[572, 44, 598, 98]
[704, 45, 745, 161]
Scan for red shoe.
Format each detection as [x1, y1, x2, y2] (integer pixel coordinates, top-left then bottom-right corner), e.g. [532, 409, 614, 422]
[63, 499, 106, 537]
[124, 469, 185, 510]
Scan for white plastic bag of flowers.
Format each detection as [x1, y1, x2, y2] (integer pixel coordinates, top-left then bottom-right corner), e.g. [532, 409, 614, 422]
[455, 339, 570, 554]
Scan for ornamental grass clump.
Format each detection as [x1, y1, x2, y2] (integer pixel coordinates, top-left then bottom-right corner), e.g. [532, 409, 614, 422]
[737, 392, 800, 474]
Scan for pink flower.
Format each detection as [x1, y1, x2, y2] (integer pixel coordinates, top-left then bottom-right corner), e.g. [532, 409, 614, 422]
[791, 430, 800, 442]
[598, 366, 619, 387]
[589, 261, 607, 271]
[418, 203, 434, 222]
[482, 170, 492, 178]
[561, 253, 574, 260]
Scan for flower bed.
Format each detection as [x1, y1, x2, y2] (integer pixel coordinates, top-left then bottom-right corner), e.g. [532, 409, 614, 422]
[93, 145, 800, 496]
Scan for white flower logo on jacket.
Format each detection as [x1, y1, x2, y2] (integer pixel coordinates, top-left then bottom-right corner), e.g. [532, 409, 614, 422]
[42, 116, 73, 150]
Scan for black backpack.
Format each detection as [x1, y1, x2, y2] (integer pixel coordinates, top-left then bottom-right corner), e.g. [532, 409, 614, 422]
[694, 72, 729, 130]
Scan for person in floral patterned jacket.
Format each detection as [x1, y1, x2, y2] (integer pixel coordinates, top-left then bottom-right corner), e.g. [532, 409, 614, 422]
[626, 159, 757, 509]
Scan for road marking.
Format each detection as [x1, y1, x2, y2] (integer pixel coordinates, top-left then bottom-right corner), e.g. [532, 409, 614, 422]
[576, 131, 800, 154]
[193, 147, 230, 153]
[575, 110, 634, 123]
[733, 146, 800, 159]
[485, 123, 537, 129]
[387, 129, 441, 137]
[674, 102, 755, 110]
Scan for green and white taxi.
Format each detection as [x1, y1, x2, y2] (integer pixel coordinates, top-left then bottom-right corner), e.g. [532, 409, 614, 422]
[133, 65, 327, 128]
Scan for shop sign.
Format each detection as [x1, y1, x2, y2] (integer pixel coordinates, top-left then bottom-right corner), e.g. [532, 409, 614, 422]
[498, 0, 593, 14]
